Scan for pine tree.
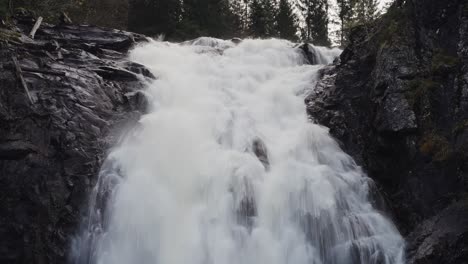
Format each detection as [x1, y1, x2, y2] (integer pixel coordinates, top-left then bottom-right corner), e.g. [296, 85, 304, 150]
[229, 0, 247, 36]
[336, 0, 357, 46]
[241, 0, 251, 30]
[129, 0, 182, 37]
[248, 0, 277, 38]
[181, 0, 237, 38]
[262, 0, 278, 37]
[366, 0, 380, 21]
[355, 0, 380, 25]
[299, 0, 330, 46]
[275, 0, 298, 41]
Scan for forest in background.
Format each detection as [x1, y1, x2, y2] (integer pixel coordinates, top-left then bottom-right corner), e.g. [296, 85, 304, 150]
[0, 0, 388, 46]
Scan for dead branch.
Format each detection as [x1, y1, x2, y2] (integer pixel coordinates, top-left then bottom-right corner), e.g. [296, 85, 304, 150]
[21, 66, 66, 76]
[12, 56, 34, 104]
[5, 64, 67, 76]
[29, 16, 43, 39]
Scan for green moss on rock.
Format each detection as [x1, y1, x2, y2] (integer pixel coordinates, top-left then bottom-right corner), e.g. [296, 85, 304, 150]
[405, 78, 439, 107]
[431, 51, 460, 74]
[0, 28, 21, 43]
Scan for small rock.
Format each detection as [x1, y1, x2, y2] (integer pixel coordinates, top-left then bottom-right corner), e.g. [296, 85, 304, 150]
[231, 38, 242, 44]
[252, 138, 269, 170]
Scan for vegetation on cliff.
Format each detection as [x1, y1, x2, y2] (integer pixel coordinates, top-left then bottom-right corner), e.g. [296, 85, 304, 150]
[1, 0, 385, 45]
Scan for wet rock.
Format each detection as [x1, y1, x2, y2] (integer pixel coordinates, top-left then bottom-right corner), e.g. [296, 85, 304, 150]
[123, 61, 156, 79]
[252, 138, 269, 170]
[125, 91, 149, 113]
[407, 197, 468, 264]
[93, 66, 140, 81]
[231, 37, 242, 44]
[297, 43, 318, 65]
[233, 178, 257, 230]
[0, 17, 152, 264]
[374, 92, 417, 133]
[307, 0, 468, 263]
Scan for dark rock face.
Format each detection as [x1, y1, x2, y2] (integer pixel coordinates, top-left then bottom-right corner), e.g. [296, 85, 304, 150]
[0, 15, 152, 264]
[406, 198, 468, 264]
[307, 0, 468, 263]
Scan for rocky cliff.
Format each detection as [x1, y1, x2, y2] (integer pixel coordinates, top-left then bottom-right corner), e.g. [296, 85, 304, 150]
[0, 12, 152, 264]
[307, 0, 468, 263]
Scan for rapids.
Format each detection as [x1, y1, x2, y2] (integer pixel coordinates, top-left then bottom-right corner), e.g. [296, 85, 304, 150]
[71, 38, 405, 264]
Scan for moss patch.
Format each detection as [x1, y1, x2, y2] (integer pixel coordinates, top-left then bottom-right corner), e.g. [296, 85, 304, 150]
[431, 51, 460, 74]
[0, 28, 21, 43]
[405, 78, 439, 107]
[419, 133, 452, 162]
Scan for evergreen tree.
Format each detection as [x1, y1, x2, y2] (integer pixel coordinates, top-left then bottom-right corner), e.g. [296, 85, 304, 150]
[354, 0, 380, 25]
[299, 0, 330, 46]
[241, 0, 251, 31]
[275, 0, 298, 41]
[181, 0, 238, 38]
[249, 0, 266, 36]
[128, 0, 182, 37]
[336, 0, 357, 46]
[229, 0, 247, 36]
[248, 0, 277, 38]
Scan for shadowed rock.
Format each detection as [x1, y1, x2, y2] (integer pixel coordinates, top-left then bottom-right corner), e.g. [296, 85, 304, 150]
[307, 0, 468, 263]
[0, 15, 152, 264]
[297, 43, 318, 65]
[252, 138, 269, 170]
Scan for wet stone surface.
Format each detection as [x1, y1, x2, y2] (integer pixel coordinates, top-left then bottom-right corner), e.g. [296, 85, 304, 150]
[0, 14, 153, 264]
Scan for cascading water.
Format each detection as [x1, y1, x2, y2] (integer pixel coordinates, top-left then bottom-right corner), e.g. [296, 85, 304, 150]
[71, 38, 405, 264]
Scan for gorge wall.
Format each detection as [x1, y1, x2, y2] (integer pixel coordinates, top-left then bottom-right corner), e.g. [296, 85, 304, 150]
[307, 0, 468, 263]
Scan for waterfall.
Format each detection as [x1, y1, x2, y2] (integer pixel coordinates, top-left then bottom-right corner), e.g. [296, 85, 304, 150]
[71, 38, 405, 264]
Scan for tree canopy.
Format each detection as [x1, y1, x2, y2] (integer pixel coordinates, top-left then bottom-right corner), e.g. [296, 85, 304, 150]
[2, 0, 385, 46]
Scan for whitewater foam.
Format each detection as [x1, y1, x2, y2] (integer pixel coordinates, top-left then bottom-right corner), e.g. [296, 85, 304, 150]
[71, 38, 405, 264]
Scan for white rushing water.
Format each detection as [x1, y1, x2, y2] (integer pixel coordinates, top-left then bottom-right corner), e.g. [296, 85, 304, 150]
[71, 38, 405, 264]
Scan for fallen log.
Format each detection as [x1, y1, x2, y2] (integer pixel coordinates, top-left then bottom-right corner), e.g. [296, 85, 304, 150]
[29, 16, 43, 39]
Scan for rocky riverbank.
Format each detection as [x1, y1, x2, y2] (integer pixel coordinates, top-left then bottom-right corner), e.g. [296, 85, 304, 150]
[0, 11, 153, 264]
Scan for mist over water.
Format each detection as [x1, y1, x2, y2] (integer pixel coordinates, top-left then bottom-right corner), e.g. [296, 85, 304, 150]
[71, 38, 405, 264]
